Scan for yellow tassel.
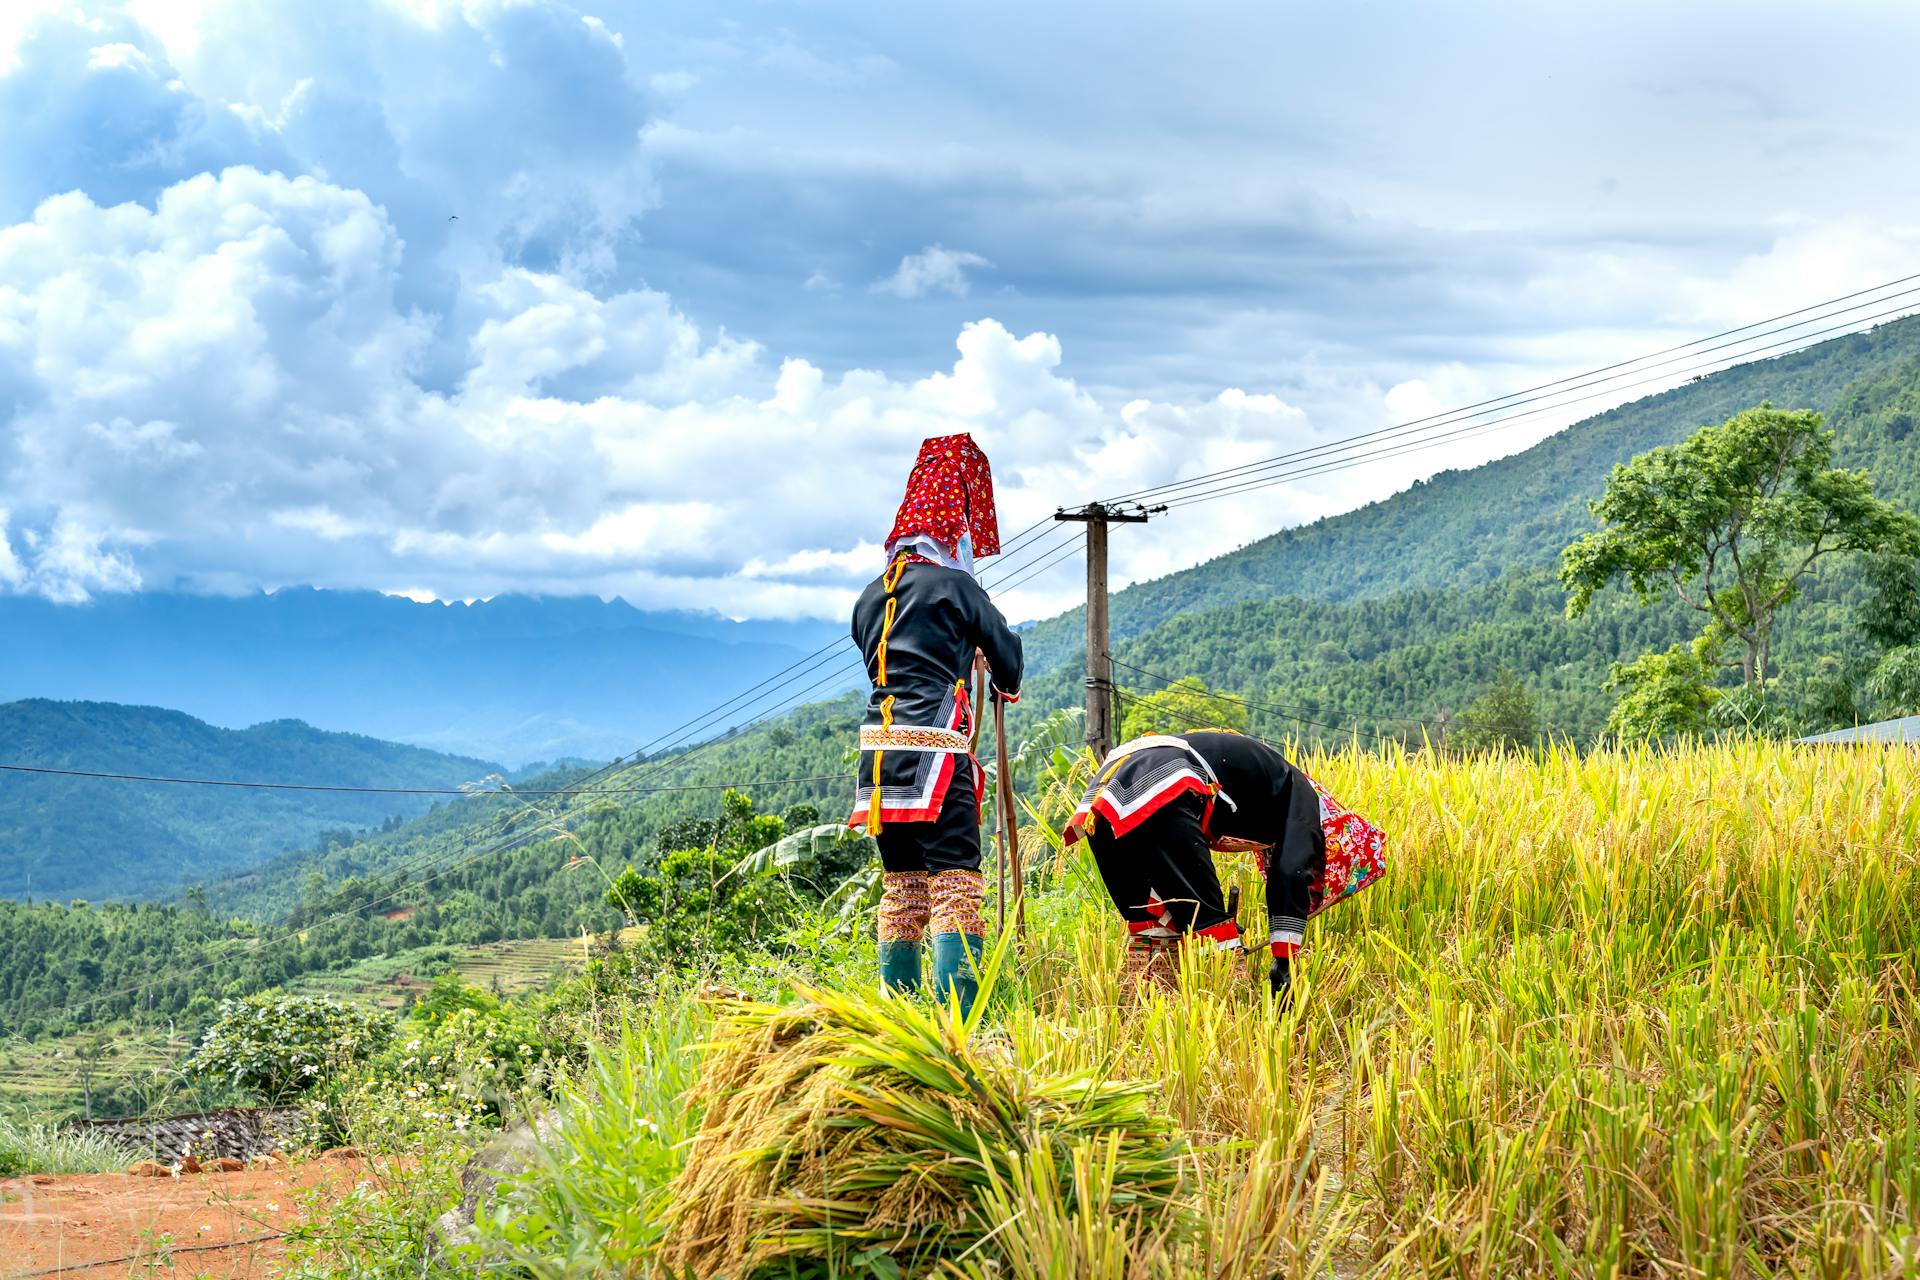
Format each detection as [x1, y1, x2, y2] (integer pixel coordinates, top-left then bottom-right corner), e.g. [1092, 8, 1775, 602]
[868, 700, 890, 834]
[883, 553, 909, 593]
[876, 597, 898, 686]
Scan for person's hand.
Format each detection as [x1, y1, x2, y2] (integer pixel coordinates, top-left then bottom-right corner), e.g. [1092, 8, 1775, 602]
[1269, 954, 1292, 1007]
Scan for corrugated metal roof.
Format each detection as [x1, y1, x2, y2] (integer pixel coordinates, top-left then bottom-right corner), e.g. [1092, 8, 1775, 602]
[1798, 715, 1920, 744]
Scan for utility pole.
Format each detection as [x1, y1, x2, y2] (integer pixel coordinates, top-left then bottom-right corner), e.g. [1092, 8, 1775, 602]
[1054, 501, 1162, 759]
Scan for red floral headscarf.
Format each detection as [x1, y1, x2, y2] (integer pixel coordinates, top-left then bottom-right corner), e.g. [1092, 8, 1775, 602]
[886, 433, 1001, 561]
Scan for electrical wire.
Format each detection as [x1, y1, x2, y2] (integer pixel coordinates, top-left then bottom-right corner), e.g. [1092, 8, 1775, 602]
[979, 525, 1085, 592]
[0, 762, 852, 796]
[1108, 656, 1408, 745]
[1106, 654, 1430, 732]
[991, 533, 1089, 596]
[1104, 273, 1920, 507]
[1151, 296, 1920, 513]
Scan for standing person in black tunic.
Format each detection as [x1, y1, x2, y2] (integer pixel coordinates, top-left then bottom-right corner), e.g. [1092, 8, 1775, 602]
[1064, 729, 1386, 999]
[848, 434, 1023, 1015]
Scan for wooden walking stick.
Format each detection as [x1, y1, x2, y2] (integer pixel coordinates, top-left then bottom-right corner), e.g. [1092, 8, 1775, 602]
[972, 654, 1003, 935]
[994, 684, 1024, 937]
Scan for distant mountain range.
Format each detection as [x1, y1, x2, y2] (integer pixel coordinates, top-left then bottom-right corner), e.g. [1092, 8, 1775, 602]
[0, 699, 506, 901]
[0, 590, 849, 764]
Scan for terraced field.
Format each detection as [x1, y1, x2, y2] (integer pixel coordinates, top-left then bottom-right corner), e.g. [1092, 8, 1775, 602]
[0, 1030, 192, 1123]
[290, 935, 601, 1008]
[4, 934, 614, 1119]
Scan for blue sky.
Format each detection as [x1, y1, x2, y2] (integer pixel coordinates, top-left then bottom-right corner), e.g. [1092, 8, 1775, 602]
[1, 0, 1917, 620]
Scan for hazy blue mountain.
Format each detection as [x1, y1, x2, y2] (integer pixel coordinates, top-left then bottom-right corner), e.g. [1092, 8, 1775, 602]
[0, 699, 507, 901]
[0, 589, 850, 764]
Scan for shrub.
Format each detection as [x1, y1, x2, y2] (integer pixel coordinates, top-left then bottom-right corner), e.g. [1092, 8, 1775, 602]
[480, 999, 711, 1276]
[186, 992, 395, 1103]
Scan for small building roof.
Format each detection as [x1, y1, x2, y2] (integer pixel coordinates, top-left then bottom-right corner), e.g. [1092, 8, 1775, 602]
[1799, 715, 1920, 745]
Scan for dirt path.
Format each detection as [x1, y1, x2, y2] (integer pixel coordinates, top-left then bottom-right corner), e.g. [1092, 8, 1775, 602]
[0, 1157, 367, 1279]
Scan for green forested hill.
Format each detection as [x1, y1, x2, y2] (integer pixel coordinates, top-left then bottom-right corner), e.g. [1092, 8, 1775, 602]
[1021, 317, 1920, 674]
[0, 700, 502, 902]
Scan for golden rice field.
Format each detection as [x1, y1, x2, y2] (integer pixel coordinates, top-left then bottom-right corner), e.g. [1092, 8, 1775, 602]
[982, 738, 1920, 1278]
[532, 739, 1920, 1279]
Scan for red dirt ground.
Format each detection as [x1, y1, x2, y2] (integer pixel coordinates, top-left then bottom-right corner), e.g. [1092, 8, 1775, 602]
[0, 1155, 368, 1279]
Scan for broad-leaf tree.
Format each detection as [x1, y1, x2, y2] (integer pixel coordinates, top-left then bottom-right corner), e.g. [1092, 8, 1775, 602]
[1603, 638, 1720, 739]
[1562, 405, 1920, 689]
[1117, 676, 1250, 740]
[1449, 666, 1539, 752]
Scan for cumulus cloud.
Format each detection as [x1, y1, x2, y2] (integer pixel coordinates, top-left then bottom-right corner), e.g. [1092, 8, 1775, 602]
[7, 0, 1920, 626]
[0, 155, 1339, 615]
[874, 245, 993, 299]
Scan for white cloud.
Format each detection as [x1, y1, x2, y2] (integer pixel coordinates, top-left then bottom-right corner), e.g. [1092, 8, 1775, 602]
[0, 508, 23, 585]
[873, 245, 992, 299]
[0, 158, 1350, 617]
[7, 0, 1920, 629]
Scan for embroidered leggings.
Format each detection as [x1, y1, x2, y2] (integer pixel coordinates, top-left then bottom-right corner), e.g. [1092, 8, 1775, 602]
[876, 773, 986, 941]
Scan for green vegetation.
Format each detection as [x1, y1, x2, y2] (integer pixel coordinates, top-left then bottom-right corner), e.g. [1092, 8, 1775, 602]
[1562, 403, 1920, 692]
[1116, 675, 1249, 740]
[0, 1115, 136, 1176]
[185, 993, 395, 1103]
[1020, 316, 1920, 673]
[0, 698, 502, 901]
[248, 738, 1920, 1276]
[1446, 665, 1539, 751]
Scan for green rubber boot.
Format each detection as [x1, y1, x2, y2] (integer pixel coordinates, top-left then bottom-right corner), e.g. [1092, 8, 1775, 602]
[879, 939, 922, 995]
[930, 931, 985, 1018]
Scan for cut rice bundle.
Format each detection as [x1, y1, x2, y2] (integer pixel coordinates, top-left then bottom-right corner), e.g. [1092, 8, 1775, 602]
[660, 982, 1188, 1278]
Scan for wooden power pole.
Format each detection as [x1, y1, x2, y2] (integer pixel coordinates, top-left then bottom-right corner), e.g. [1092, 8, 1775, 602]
[1054, 501, 1161, 759]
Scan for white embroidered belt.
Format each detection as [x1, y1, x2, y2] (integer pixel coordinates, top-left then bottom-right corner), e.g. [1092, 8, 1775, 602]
[860, 725, 971, 753]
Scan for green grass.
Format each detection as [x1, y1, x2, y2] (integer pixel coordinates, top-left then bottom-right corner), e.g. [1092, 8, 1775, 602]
[0, 1115, 138, 1175]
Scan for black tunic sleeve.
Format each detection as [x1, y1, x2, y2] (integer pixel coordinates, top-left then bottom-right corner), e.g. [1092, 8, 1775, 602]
[960, 576, 1024, 701]
[1264, 764, 1326, 957]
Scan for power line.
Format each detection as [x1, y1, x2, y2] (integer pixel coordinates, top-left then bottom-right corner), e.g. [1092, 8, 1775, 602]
[0, 762, 849, 796]
[980, 524, 1086, 592]
[1152, 296, 1920, 513]
[1106, 653, 1431, 732]
[992, 533, 1088, 596]
[1103, 273, 1920, 507]
[13, 764, 855, 1028]
[1108, 656, 1409, 746]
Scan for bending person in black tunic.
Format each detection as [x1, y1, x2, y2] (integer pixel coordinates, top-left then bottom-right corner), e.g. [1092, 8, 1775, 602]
[1065, 729, 1386, 1000]
[847, 434, 1023, 1015]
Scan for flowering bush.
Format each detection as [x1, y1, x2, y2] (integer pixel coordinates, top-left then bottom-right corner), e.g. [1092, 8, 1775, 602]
[185, 992, 394, 1103]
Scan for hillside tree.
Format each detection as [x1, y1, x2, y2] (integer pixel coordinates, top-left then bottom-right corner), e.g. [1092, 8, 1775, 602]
[1449, 667, 1539, 752]
[1859, 552, 1920, 718]
[1562, 404, 1920, 690]
[1117, 676, 1250, 741]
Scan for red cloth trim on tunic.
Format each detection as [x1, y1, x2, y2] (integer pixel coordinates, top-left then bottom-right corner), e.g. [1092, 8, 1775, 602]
[886, 433, 1001, 559]
[1071, 761, 1389, 933]
[844, 686, 982, 826]
[1068, 774, 1215, 843]
[1193, 920, 1243, 947]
